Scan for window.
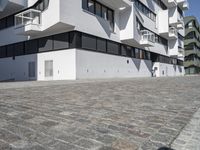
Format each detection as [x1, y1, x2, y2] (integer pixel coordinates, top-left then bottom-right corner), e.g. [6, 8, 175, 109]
[69, 32, 81, 48]
[45, 60, 53, 77]
[140, 50, 145, 59]
[95, 2, 102, 17]
[107, 41, 119, 55]
[28, 62, 36, 78]
[25, 40, 38, 54]
[82, 0, 88, 10]
[0, 18, 6, 30]
[35, 0, 49, 11]
[135, 48, 140, 59]
[38, 36, 53, 52]
[102, 6, 107, 20]
[97, 38, 106, 52]
[7, 15, 14, 27]
[53, 33, 69, 50]
[107, 9, 114, 31]
[88, 0, 95, 13]
[126, 46, 132, 57]
[0, 46, 6, 58]
[82, 0, 114, 32]
[0, 16, 14, 30]
[14, 42, 24, 56]
[7, 45, 14, 57]
[153, 0, 167, 10]
[135, 0, 156, 21]
[82, 33, 96, 50]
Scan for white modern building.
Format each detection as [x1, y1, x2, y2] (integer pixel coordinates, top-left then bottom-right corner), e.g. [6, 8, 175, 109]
[0, 0, 188, 81]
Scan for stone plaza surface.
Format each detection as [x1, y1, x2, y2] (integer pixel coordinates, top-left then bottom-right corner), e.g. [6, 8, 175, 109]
[0, 76, 200, 150]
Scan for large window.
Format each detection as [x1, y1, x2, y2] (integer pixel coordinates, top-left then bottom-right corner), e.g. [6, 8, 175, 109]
[82, 0, 114, 32]
[121, 45, 132, 57]
[95, 2, 101, 17]
[107, 9, 114, 32]
[7, 16, 14, 27]
[82, 34, 96, 50]
[0, 18, 6, 30]
[135, 0, 156, 21]
[25, 39, 38, 54]
[35, 0, 49, 11]
[7, 45, 14, 57]
[135, 48, 140, 59]
[14, 42, 24, 56]
[88, 0, 95, 13]
[107, 41, 120, 55]
[153, 0, 167, 10]
[38, 36, 53, 52]
[53, 33, 69, 50]
[97, 38, 107, 52]
[0, 46, 6, 58]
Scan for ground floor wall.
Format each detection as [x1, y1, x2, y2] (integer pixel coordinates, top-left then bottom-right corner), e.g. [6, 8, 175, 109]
[0, 49, 76, 81]
[37, 49, 76, 81]
[0, 54, 37, 81]
[153, 62, 185, 77]
[0, 49, 185, 81]
[76, 49, 152, 79]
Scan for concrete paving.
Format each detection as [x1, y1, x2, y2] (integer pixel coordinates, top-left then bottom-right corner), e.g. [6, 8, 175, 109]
[0, 76, 200, 150]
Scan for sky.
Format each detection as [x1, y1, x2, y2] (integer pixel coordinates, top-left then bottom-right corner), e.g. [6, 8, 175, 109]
[185, 0, 200, 22]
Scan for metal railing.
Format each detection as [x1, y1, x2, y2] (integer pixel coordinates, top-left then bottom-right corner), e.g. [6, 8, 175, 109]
[141, 30, 155, 43]
[15, 9, 41, 28]
[169, 27, 177, 36]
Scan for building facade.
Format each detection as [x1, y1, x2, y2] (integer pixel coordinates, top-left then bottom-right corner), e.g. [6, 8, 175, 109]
[0, 0, 188, 81]
[184, 16, 200, 74]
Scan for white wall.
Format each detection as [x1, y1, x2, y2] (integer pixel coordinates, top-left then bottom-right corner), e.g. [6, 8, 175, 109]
[0, 27, 27, 46]
[153, 62, 184, 77]
[0, 54, 37, 81]
[158, 10, 169, 35]
[60, 0, 121, 42]
[37, 49, 76, 81]
[0, 49, 76, 81]
[76, 49, 152, 79]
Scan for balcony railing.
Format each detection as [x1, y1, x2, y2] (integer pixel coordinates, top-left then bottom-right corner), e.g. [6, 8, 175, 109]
[169, 27, 177, 38]
[140, 30, 155, 47]
[141, 30, 155, 43]
[15, 9, 41, 28]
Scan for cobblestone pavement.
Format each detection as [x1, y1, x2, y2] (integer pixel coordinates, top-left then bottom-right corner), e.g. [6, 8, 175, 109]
[172, 106, 200, 150]
[0, 76, 200, 150]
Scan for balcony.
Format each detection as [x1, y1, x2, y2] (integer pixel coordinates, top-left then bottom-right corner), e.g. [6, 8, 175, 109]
[170, 17, 184, 29]
[169, 27, 178, 39]
[177, 0, 189, 10]
[15, 9, 41, 35]
[160, 0, 177, 8]
[100, 0, 131, 10]
[140, 30, 155, 47]
[177, 20, 184, 29]
[178, 46, 184, 53]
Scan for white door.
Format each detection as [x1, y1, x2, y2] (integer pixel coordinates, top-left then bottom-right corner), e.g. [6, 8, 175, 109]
[44, 60, 53, 80]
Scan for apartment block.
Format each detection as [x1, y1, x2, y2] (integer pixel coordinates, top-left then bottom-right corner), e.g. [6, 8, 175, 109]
[0, 0, 188, 81]
[184, 16, 200, 74]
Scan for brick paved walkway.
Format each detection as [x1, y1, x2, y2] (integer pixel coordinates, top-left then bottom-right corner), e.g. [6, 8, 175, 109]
[0, 76, 200, 150]
[172, 107, 200, 150]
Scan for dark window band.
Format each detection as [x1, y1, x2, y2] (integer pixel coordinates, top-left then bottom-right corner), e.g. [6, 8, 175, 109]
[0, 30, 183, 66]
